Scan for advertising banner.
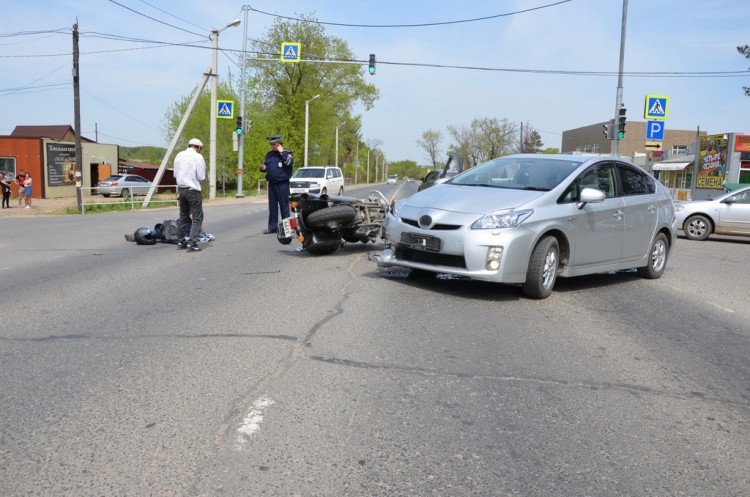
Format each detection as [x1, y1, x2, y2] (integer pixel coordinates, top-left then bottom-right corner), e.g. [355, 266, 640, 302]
[46, 143, 77, 186]
[696, 134, 727, 189]
[735, 134, 750, 152]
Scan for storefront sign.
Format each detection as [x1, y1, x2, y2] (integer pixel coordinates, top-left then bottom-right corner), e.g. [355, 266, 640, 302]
[735, 134, 750, 152]
[696, 134, 727, 189]
[46, 143, 77, 186]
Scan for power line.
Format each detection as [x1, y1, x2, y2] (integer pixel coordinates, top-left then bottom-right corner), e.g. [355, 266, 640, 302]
[248, 0, 573, 28]
[106, 0, 208, 38]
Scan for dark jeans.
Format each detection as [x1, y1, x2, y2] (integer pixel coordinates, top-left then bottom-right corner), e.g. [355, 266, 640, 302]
[177, 187, 204, 242]
[1, 190, 9, 208]
[267, 181, 290, 230]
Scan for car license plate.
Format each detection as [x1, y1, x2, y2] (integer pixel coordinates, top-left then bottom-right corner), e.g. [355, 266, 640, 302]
[289, 188, 306, 194]
[280, 217, 295, 238]
[400, 232, 441, 252]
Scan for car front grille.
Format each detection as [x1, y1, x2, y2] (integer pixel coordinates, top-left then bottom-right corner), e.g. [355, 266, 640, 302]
[395, 246, 466, 269]
[401, 218, 462, 230]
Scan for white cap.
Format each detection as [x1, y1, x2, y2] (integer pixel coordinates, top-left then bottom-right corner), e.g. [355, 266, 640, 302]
[188, 138, 203, 148]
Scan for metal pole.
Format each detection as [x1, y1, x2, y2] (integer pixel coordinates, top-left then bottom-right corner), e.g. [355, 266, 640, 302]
[236, 6, 247, 198]
[304, 94, 320, 167]
[335, 121, 346, 168]
[72, 21, 83, 211]
[366, 149, 370, 183]
[209, 28, 219, 199]
[612, 0, 628, 157]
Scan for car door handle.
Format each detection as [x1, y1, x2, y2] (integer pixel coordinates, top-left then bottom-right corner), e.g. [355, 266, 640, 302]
[613, 209, 624, 220]
[648, 204, 656, 213]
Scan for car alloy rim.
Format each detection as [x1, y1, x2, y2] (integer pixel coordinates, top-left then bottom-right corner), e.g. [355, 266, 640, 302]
[543, 248, 557, 288]
[652, 239, 666, 271]
[688, 219, 706, 237]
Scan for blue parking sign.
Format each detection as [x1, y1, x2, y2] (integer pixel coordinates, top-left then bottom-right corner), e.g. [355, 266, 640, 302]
[646, 121, 665, 140]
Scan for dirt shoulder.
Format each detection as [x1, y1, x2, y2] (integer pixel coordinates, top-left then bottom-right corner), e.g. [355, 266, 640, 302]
[1, 194, 265, 217]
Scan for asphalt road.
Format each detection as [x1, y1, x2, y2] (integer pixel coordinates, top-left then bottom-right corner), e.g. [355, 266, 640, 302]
[0, 182, 748, 496]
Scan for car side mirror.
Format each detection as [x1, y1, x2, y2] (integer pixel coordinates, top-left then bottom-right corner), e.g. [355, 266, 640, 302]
[721, 195, 736, 204]
[577, 187, 606, 209]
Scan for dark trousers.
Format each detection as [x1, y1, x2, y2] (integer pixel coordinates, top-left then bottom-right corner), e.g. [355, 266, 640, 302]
[267, 181, 290, 230]
[177, 187, 204, 242]
[1, 190, 9, 208]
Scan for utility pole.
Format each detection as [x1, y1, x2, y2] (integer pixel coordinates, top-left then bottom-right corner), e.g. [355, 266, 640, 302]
[236, 6, 248, 198]
[73, 21, 83, 211]
[612, 0, 628, 157]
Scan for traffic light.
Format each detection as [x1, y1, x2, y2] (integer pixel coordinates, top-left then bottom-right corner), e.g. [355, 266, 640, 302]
[617, 106, 626, 139]
[368, 54, 376, 75]
[602, 119, 614, 139]
[235, 116, 243, 135]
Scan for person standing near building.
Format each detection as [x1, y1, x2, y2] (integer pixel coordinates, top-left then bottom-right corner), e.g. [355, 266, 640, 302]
[1, 172, 11, 208]
[173, 138, 206, 252]
[14, 170, 26, 207]
[259, 134, 293, 234]
[23, 172, 32, 209]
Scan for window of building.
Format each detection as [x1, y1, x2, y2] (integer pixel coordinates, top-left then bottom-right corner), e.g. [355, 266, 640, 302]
[592, 144, 600, 153]
[583, 145, 591, 153]
[740, 161, 750, 183]
[0, 157, 16, 176]
[671, 145, 689, 155]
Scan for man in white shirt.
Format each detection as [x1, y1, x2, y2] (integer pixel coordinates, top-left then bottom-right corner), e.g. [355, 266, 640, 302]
[173, 138, 206, 252]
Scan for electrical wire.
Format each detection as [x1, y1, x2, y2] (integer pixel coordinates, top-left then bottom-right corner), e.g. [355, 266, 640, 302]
[106, 0, 208, 39]
[248, 1, 573, 28]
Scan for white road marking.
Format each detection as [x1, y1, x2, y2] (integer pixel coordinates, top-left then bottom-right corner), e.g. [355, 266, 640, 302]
[707, 302, 734, 313]
[236, 395, 275, 449]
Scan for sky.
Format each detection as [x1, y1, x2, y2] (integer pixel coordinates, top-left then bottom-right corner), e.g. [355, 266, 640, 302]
[2, 0, 749, 164]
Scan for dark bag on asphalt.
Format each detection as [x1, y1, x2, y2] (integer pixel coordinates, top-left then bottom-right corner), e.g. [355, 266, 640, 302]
[153, 220, 182, 243]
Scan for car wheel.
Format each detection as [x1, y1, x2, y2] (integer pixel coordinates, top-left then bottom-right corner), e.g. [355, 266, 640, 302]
[637, 232, 669, 279]
[522, 236, 559, 299]
[684, 214, 712, 241]
[120, 188, 130, 198]
[306, 204, 357, 229]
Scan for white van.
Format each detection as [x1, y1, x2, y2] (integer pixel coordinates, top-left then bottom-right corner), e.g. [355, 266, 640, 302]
[289, 166, 345, 196]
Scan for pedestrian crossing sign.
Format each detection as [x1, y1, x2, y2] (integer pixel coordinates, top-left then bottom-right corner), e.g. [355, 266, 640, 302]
[281, 42, 301, 63]
[217, 100, 234, 119]
[644, 94, 669, 121]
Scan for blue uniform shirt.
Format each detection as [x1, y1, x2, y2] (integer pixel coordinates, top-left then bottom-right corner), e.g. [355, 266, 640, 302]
[262, 149, 294, 183]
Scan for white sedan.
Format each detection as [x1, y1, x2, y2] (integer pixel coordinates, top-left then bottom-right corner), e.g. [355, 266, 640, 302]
[674, 185, 750, 240]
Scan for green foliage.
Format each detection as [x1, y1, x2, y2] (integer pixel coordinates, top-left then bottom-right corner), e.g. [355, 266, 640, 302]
[386, 160, 422, 180]
[120, 146, 167, 165]
[543, 147, 560, 154]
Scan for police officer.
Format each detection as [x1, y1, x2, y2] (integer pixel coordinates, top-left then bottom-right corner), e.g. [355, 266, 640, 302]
[259, 134, 293, 234]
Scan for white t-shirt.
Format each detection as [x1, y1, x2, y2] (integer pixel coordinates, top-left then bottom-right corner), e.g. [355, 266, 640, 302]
[173, 147, 206, 191]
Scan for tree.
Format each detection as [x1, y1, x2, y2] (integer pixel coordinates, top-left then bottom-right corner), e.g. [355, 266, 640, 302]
[416, 130, 443, 167]
[245, 14, 379, 170]
[518, 123, 544, 153]
[738, 45, 750, 96]
[447, 117, 516, 168]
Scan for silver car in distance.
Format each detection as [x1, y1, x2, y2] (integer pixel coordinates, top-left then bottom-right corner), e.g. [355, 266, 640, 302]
[374, 154, 676, 299]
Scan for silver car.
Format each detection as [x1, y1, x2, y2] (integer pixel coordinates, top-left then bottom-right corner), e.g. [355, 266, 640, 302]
[374, 154, 676, 299]
[96, 174, 152, 197]
[673, 185, 750, 240]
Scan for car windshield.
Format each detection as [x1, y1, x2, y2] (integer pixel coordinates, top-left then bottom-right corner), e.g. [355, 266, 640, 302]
[293, 169, 325, 178]
[450, 157, 583, 191]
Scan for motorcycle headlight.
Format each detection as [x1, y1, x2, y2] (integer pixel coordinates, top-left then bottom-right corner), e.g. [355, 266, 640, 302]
[471, 209, 533, 230]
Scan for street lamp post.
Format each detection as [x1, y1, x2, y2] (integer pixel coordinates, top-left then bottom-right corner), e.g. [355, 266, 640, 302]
[304, 94, 320, 167]
[209, 18, 240, 200]
[335, 121, 346, 168]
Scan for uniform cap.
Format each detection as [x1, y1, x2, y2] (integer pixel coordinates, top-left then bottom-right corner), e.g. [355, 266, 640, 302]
[267, 135, 282, 145]
[188, 138, 204, 148]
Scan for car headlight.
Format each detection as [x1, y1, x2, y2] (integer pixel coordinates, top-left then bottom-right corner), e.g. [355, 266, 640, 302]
[471, 209, 533, 230]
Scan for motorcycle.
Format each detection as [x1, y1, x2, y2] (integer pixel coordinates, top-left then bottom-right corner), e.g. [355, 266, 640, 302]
[276, 190, 390, 255]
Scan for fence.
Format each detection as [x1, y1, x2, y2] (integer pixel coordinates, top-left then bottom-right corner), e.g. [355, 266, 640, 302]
[76, 186, 178, 214]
